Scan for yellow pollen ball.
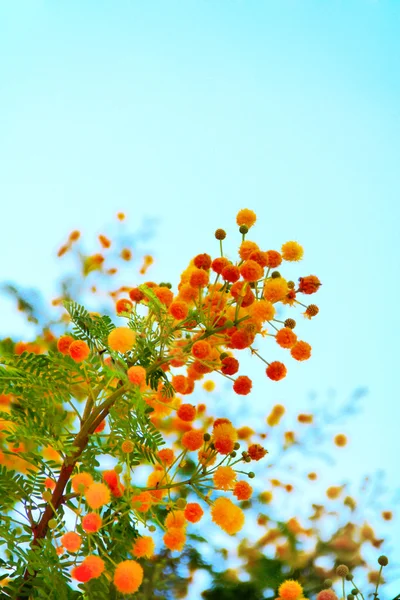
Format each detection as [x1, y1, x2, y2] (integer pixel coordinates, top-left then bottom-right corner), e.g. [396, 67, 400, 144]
[281, 241, 304, 262]
[263, 278, 288, 303]
[108, 327, 136, 353]
[85, 482, 111, 509]
[211, 497, 244, 535]
[278, 579, 304, 600]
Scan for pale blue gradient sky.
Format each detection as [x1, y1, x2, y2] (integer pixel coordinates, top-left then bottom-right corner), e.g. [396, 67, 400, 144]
[1, 0, 399, 594]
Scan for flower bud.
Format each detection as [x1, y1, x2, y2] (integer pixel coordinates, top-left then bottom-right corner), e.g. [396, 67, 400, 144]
[336, 565, 349, 578]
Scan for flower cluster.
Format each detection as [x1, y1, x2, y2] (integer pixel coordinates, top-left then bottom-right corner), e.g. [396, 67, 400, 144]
[0, 209, 324, 596]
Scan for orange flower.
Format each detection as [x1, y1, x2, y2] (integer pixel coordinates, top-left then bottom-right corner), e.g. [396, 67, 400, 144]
[165, 510, 186, 529]
[230, 281, 255, 307]
[278, 579, 304, 600]
[221, 356, 239, 375]
[69, 340, 90, 363]
[222, 264, 240, 283]
[298, 414, 313, 424]
[129, 287, 145, 302]
[157, 448, 175, 465]
[281, 241, 304, 262]
[249, 300, 275, 322]
[233, 376, 252, 395]
[99, 234, 111, 248]
[317, 591, 338, 600]
[239, 240, 259, 260]
[298, 275, 321, 295]
[266, 404, 285, 426]
[163, 527, 186, 551]
[132, 535, 155, 558]
[61, 531, 82, 553]
[69, 230, 81, 242]
[334, 433, 347, 447]
[81, 512, 102, 533]
[192, 340, 211, 360]
[211, 497, 244, 535]
[266, 361, 287, 381]
[248, 443, 267, 461]
[263, 278, 288, 303]
[131, 491, 152, 512]
[116, 298, 133, 313]
[212, 256, 230, 274]
[237, 426, 254, 440]
[71, 563, 93, 583]
[230, 330, 253, 350]
[326, 485, 342, 500]
[194, 253, 212, 269]
[184, 502, 204, 523]
[108, 327, 136, 353]
[177, 404, 196, 422]
[154, 286, 174, 307]
[276, 328, 297, 349]
[265, 250, 282, 268]
[236, 208, 257, 228]
[233, 480, 253, 500]
[113, 560, 143, 594]
[147, 469, 168, 499]
[57, 335, 74, 355]
[213, 466, 237, 490]
[172, 374, 189, 394]
[240, 260, 263, 282]
[71, 472, 93, 494]
[82, 555, 105, 578]
[169, 300, 189, 320]
[127, 365, 146, 386]
[248, 250, 268, 267]
[103, 470, 124, 498]
[189, 268, 209, 288]
[182, 430, 204, 451]
[290, 341, 311, 361]
[213, 422, 237, 454]
[85, 482, 111, 509]
[121, 248, 132, 261]
[44, 477, 56, 490]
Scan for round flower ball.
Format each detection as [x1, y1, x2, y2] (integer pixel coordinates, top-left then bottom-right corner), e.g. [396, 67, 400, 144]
[108, 327, 136, 353]
[113, 560, 143, 594]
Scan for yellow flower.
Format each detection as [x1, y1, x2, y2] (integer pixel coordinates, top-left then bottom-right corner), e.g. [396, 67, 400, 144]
[211, 497, 244, 535]
[281, 241, 304, 262]
[263, 278, 288, 303]
[213, 466, 237, 490]
[236, 208, 257, 229]
[278, 579, 304, 600]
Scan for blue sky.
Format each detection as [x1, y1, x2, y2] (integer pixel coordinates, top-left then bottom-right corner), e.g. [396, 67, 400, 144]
[1, 0, 399, 594]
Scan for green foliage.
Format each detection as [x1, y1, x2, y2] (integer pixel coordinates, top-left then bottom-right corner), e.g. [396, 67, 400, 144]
[64, 301, 115, 351]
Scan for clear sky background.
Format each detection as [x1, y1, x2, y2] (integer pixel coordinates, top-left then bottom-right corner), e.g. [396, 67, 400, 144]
[1, 0, 399, 596]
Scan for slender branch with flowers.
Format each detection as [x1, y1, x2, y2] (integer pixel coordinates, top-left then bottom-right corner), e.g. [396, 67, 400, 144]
[0, 210, 391, 599]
